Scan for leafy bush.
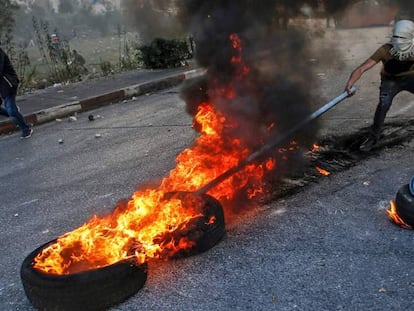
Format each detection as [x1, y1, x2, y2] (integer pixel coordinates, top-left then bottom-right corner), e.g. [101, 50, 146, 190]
[138, 38, 193, 69]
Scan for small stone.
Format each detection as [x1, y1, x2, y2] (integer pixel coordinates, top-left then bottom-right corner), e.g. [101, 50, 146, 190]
[88, 114, 94, 121]
[68, 116, 77, 122]
[58, 139, 64, 144]
[95, 133, 102, 138]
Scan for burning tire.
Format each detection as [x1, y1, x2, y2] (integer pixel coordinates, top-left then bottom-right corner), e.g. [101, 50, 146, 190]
[395, 184, 414, 227]
[155, 193, 226, 260]
[20, 240, 147, 311]
[20, 194, 224, 310]
[177, 193, 226, 256]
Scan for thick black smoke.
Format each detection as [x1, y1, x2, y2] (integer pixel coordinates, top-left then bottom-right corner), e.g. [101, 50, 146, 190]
[179, 1, 323, 177]
[123, 0, 413, 204]
[122, 1, 413, 44]
[177, 0, 413, 160]
[395, 0, 414, 18]
[122, 0, 185, 42]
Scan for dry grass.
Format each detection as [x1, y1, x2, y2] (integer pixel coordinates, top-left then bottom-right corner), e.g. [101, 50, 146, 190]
[25, 32, 141, 79]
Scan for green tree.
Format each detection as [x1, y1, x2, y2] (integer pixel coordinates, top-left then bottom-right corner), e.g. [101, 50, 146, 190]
[0, 0, 19, 56]
[0, 0, 18, 36]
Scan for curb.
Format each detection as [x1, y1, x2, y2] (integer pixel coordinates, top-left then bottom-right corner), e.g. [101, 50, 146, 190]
[0, 68, 205, 136]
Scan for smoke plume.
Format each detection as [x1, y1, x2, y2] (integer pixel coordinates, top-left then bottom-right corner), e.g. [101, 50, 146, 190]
[178, 0, 325, 184]
[123, 0, 413, 203]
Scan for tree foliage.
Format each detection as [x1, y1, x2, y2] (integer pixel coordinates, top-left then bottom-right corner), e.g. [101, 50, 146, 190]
[0, 0, 18, 35]
[0, 0, 19, 57]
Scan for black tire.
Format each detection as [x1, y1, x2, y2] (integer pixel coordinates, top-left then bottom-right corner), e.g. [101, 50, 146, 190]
[395, 184, 414, 227]
[182, 193, 226, 255]
[155, 193, 226, 259]
[21, 240, 147, 311]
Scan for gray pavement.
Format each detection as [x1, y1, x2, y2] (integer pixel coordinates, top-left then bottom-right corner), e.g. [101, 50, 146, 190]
[0, 82, 412, 311]
[136, 142, 414, 311]
[0, 65, 205, 135]
[1, 26, 414, 311]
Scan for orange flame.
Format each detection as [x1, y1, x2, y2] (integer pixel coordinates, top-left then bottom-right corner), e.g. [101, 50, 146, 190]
[315, 166, 330, 176]
[311, 143, 320, 152]
[206, 216, 216, 225]
[33, 33, 277, 275]
[387, 200, 412, 230]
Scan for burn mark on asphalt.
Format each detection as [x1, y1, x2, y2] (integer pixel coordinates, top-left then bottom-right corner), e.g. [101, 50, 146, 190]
[267, 120, 414, 200]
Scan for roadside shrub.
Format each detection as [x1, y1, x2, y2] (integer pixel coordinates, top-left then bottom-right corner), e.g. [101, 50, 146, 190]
[15, 49, 36, 93]
[117, 25, 141, 71]
[138, 38, 193, 69]
[99, 60, 114, 76]
[32, 17, 88, 85]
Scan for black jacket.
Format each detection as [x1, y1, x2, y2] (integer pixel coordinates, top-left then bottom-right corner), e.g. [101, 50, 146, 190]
[0, 48, 19, 98]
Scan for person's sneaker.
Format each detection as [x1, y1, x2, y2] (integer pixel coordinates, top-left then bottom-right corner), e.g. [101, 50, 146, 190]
[359, 135, 377, 152]
[21, 128, 33, 139]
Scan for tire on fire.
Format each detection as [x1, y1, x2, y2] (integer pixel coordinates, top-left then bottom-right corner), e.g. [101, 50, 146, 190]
[20, 194, 225, 310]
[182, 193, 226, 255]
[20, 240, 148, 311]
[155, 193, 226, 260]
[395, 184, 414, 227]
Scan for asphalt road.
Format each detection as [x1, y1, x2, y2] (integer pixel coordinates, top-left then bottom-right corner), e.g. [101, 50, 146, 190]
[1, 26, 414, 311]
[1, 84, 413, 311]
[0, 86, 195, 310]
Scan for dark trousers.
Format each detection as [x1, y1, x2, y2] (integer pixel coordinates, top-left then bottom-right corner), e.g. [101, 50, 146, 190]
[371, 75, 414, 138]
[0, 106, 8, 116]
[2, 95, 29, 133]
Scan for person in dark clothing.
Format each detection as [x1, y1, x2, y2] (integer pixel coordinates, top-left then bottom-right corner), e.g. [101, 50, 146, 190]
[345, 20, 414, 152]
[0, 43, 33, 138]
[0, 101, 8, 116]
